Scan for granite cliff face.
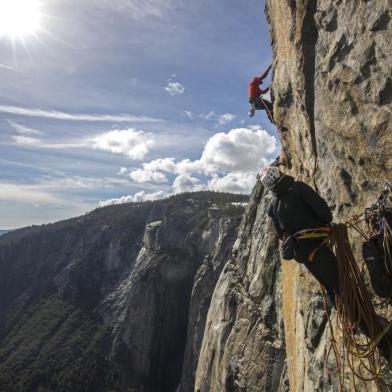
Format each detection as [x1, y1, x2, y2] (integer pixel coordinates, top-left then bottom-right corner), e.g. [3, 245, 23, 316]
[194, 1, 392, 391]
[268, 1, 392, 390]
[0, 193, 245, 392]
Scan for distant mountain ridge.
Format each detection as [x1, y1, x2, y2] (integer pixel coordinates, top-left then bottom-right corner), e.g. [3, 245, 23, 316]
[0, 230, 8, 236]
[0, 191, 248, 392]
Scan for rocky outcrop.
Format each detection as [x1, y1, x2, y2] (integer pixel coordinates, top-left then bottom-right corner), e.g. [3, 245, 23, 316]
[194, 182, 288, 392]
[0, 193, 246, 392]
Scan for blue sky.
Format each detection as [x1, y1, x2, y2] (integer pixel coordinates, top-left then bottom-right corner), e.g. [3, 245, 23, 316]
[0, 0, 277, 229]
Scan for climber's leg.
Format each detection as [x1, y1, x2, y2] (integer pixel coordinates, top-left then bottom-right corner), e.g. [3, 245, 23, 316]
[301, 245, 340, 307]
[260, 98, 274, 124]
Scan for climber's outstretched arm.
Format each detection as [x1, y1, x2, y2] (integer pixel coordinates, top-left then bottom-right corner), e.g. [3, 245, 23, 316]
[259, 64, 272, 81]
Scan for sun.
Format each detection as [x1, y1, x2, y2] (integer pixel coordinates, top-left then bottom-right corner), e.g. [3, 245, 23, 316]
[0, 0, 42, 40]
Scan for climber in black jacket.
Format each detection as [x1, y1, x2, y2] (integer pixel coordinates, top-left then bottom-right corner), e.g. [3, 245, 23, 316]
[260, 166, 339, 305]
[260, 165, 392, 359]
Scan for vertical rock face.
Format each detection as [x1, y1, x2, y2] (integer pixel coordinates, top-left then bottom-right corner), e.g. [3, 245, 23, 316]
[266, 0, 392, 390]
[195, 182, 288, 392]
[195, 2, 391, 391]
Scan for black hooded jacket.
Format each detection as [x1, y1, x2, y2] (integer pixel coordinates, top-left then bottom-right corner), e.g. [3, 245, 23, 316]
[267, 175, 332, 239]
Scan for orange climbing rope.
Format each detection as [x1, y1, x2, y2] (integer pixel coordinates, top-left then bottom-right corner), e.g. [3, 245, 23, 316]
[319, 183, 392, 390]
[330, 224, 392, 387]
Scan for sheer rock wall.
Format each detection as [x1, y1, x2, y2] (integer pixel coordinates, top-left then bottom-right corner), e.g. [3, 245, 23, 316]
[195, 1, 392, 391]
[267, 0, 392, 390]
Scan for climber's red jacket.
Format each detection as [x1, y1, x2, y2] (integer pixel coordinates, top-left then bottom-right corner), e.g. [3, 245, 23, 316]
[248, 66, 271, 100]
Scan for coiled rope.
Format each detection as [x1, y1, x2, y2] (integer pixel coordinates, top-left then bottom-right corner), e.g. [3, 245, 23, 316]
[322, 223, 392, 390]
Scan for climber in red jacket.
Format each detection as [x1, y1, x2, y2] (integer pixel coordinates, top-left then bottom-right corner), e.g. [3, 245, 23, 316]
[248, 65, 274, 123]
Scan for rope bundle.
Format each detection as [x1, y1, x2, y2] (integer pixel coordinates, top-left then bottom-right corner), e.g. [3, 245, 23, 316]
[382, 217, 392, 279]
[325, 224, 392, 390]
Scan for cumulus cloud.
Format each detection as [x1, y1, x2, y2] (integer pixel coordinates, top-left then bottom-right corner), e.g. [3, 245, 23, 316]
[208, 172, 256, 194]
[93, 128, 154, 160]
[165, 81, 185, 96]
[115, 126, 278, 199]
[217, 113, 236, 125]
[128, 168, 168, 184]
[142, 157, 178, 173]
[98, 190, 167, 207]
[199, 126, 277, 174]
[121, 158, 203, 185]
[172, 175, 205, 193]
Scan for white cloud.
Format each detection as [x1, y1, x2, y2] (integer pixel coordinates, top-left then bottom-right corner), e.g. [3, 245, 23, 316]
[120, 157, 203, 185]
[197, 111, 236, 126]
[0, 176, 127, 207]
[95, 0, 176, 20]
[98, 190, 168, 207]
[142, 157, 178, 173]
[0, 64, 14, 70]
[36, 176, 129, 191]
[93, 128, 154, 160]
[208, 172, 256, 194]
[199, 111, 215, 121]
[199, 126, 277, 174]
[172, 175, 205, 193]
[116, 126, 278, 196]
[142, 157, 201, 176]
[12, 135, 40, 145]
[0, 183, 60, 204]
[0, 105, 163, 123]
[165, 82, 185, 96]
[184, 110, 193, 119]
[129, 168, 168, 184]
[118, 167, 129, 175]
[11, 134, 88, 150]
[112, 126, 278, 202]
[217, 113, 236, 125]
[8, 120, 45, 135]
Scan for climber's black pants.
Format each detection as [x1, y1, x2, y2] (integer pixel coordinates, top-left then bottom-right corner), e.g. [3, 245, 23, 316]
[253, 97, 274, 124]
[293, 240, 340, 306]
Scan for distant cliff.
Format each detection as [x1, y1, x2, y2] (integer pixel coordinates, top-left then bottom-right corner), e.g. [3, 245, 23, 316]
[0, 192, 246, 392]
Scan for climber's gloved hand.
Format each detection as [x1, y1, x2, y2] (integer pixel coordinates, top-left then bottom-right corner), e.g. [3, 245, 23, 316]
[281, 235, 296, 260]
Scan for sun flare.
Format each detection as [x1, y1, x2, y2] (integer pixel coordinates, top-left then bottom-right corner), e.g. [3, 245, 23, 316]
[0, 0, 42, 40]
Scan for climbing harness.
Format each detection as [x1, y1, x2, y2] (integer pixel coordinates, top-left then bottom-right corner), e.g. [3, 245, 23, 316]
[293, 226, 331, 261]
